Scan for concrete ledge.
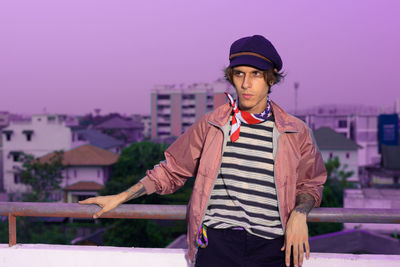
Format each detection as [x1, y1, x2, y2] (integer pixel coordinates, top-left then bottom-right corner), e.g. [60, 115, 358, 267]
[1, 244, 400, 267]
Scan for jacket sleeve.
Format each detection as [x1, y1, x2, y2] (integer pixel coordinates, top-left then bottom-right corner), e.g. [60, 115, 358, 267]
[296, 125, 327, 207]
[139, 114, 210, 195]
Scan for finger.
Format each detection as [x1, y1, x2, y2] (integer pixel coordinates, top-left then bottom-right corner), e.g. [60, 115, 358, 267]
[293, 243, 298, 267]
[305, 240, 310, 260]
[93, 209, 105, 219]
[299, 243, 304, 266]
[78, 198, 95, 204]
[281, 242, 286, 251]
[285, 242, 292, 267]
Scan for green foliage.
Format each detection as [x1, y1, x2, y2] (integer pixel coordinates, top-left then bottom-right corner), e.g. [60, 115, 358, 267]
[102, 219, 187, 248]
[99, 141, 194, 248]
[101, 141, 167, 196]
[0, 217, 77, 244]
[17, 151, 65, 202]
[308, 156, 355, 236]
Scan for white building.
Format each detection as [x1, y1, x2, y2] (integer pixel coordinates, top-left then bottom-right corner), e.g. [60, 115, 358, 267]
[1, 114, 72, 195]
[313, 127, 361, 180]
[39, 144, 119, 203]
[296, 104, 384, 167]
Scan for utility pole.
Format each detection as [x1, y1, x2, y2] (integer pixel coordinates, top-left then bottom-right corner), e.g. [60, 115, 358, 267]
[294, 82, 299, 115]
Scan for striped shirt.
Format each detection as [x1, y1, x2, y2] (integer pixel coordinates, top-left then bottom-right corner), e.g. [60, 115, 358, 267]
[203, 114, 284, 239]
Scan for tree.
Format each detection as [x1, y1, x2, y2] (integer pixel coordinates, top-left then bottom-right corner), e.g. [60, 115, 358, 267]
[17, 151, 65, 202]
[308, 156, 355, 236]
[99, 141, 194, 248]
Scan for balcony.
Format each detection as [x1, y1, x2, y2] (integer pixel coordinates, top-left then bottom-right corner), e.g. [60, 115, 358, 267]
[1, 202, 400, 267]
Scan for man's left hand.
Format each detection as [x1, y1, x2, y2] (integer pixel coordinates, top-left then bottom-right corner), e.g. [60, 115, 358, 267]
[280, 210, 310, 267]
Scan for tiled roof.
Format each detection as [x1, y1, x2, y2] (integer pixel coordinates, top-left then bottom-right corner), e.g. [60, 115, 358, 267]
[76, 129, 124, 149]
[94, 116, 143, 129]
[313, 127, 362, 150]
[40, 144, 119, 166]
[64, 181, 103, 191]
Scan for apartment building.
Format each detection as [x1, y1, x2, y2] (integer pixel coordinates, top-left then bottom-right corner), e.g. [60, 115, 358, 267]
[1, 114, 72, 195]
[151, 79, 234, 139]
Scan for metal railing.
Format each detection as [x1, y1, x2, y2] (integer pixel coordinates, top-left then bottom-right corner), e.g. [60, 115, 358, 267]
[1, 202, 400, 247]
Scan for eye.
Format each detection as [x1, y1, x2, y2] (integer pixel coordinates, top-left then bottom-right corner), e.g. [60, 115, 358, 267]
[252, 71, 262, 77]
[233, 71, 243, 77]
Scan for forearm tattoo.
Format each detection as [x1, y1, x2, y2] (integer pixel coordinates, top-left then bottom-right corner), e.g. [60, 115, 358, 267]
[294, 193, 315, 215]
[124, 183, 146, 202]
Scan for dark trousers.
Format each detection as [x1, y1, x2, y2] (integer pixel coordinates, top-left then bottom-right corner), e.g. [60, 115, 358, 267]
[195, 228, 294, 267]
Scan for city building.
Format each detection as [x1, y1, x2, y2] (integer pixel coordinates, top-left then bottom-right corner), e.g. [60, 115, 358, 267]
[1, 114, 72, 196]
[0, 111, 9, 129]
[151, 79, 234, 139]
[131, 114, 152, 140]
[94, 115, 144, 144]
[141, 115, 151, 140]
[295, 104, 392, 167]
[313, 127, 361, 180]
[39, 144, 119, 203]
[0, 111, 10, 193]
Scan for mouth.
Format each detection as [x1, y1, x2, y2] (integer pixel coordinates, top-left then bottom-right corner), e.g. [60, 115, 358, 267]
[241, 94, 253, 100]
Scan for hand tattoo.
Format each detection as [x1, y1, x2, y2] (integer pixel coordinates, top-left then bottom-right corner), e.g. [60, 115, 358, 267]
[124, 183, 146, 202]
[294, 193, 315, 215]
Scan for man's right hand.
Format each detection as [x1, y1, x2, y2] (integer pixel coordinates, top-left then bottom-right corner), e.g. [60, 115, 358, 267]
[79, 194, 125, 219]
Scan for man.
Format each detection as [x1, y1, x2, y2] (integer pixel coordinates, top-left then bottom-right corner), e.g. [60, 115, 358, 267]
[80, 35, 327, 267]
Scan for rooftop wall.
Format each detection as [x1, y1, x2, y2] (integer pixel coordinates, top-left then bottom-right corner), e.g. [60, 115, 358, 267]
[1, 244, 400, 267]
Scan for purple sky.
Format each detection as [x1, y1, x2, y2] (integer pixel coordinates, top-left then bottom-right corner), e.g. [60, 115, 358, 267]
[1, 0, 399, 115]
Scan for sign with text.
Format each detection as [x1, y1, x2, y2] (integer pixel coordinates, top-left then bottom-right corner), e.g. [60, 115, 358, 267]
[378, 114, 399, 153]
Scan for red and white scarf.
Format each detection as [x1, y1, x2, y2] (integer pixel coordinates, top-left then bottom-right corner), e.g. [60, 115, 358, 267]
[225, 92, 272, 142]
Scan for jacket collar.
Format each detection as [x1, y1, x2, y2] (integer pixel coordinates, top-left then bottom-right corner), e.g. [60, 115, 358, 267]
[208, 100, 299, 133]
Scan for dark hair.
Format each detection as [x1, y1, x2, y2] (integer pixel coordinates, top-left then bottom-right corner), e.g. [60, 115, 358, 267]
[224, 66, 285, 94]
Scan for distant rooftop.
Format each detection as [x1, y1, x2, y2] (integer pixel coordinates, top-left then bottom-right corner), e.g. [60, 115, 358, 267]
[64, 181, 104, 191]
[94, 116, 143, 130]
[40, 144, 119, 166]
[295, 103, 399, 116]
[76, 129, 124, 149]
[152, 79, 232, 94]
[314, 127, 361, 150]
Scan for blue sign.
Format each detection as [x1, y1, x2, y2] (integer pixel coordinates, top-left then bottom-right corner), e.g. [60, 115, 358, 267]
[378, 114, 399, 152]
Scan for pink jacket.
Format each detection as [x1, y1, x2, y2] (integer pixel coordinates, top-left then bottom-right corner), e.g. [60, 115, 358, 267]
[140, 100, 327, 261]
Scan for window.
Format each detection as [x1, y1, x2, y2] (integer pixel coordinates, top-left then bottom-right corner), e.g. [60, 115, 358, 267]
[182, 94, 195, 100]
[346, 152, 350, 159]
[97, 169, 102, 178]
[157, 94, 170, 100]
[74, 169, 77, 177]
[3, 130, 13, 141]
[22, 130, 34, 141]
[338, 120, 347, 128]
[329, 152, 333, 159]
[14, 173, 22, 184]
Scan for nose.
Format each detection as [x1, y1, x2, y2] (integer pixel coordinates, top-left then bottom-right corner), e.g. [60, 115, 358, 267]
[242, 74, 251, 89]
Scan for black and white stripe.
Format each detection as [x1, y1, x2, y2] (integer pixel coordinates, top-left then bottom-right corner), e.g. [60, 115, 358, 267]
[203, 115, 284, 239]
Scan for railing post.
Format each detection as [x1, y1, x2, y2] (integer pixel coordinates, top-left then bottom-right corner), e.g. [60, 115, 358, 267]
[8, 212, 16, 247]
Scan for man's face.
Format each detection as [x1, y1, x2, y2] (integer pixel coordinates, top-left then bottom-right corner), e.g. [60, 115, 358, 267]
[232, 65, 270, 114]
